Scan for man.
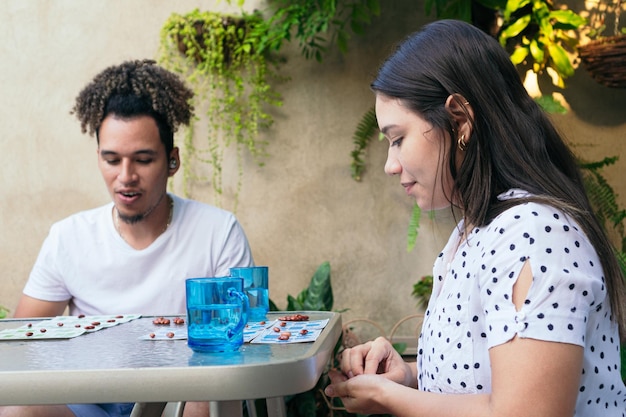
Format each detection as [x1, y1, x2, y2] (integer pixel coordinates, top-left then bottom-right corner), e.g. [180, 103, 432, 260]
[2, 60, 254, 417]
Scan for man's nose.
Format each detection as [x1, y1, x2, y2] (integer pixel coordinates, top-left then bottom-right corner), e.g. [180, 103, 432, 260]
[118, 160, 138, 184]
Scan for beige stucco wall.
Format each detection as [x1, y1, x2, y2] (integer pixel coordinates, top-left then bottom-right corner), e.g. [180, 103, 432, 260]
[1, 0, 625, 337]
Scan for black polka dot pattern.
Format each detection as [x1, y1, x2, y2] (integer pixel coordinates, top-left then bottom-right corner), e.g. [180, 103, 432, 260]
[417, 190, 626, 415]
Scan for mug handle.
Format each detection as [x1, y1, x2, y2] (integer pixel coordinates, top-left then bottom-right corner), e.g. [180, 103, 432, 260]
[228, 287, 250, 325]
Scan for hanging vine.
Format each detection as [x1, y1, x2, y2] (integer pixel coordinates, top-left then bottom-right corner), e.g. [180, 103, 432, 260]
[158, 9, 282, 209]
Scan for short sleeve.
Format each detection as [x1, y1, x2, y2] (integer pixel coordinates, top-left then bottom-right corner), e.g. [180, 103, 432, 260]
[24, 222, 73, 302]
[475, 203, 606, 349]
[213, 215, 255, 276]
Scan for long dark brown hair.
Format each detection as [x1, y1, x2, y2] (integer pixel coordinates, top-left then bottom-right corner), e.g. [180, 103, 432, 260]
[372, 19, 626, 338]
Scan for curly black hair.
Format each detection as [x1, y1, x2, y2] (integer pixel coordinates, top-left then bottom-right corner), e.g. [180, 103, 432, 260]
[71, 59, 194, 155]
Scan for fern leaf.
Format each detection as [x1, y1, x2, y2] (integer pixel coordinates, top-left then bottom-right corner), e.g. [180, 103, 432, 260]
[351, 107, 378, 181]
[407, 203, 422, 252]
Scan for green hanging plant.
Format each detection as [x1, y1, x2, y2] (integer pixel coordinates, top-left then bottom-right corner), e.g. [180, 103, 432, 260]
[350, 107, 379, 182]
[158, 9, 283, 209]
[579, 156, 626, 252]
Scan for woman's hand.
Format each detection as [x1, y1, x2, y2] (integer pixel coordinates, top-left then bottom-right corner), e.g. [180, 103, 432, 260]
[326, 371, 403, 415]
[324, 337, 417, 415]
[337, 336, 416, 386]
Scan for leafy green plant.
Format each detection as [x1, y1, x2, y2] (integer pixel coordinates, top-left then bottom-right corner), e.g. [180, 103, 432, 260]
[499, 0, 587, 88]
[0, 306, 8, 319]
[580, 156, 626, 253]
[424, 0, 588, 90]
[249, 0, 381, 62]
[159, 1, 382, 208]
[158, 9, 282, 208]
[263, 261, 341, 417]
[265, 261, 396, 417]
[350, 107, 379, 182]
[284, 261, 334, 312]
[411, 275, 433, 308]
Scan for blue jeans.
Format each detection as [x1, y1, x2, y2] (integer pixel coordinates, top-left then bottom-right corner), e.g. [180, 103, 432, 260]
[68, 403, 135, 417]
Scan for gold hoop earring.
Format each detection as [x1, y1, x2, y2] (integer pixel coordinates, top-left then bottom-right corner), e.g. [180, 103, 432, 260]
[458, 134, 468, 151]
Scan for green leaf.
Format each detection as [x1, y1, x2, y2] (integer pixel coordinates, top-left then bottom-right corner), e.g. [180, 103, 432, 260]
[351, 107, 378, 181]
[547, 42, 574, 78]
[579, 156, 619, 170]
[392, 342, 407, 354]
[407, 203, 422, 252]
[534, 94, 567, 114]
[337, 30, 349, 54]
[503, 0, 530, 20]
[351, 20, 364, 35]
[286, 294, 303, 311]
[529, 38, 544, 63]
[500, 15, 531, 44]
[549, 10, 587, 29]
[367, 0, 381, 15]
[268, 298, 280, 311]
[510, 45, 529, 65]
[302, 261, 333, 311]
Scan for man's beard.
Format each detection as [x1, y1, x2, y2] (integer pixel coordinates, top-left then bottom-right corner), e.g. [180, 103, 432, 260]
[117, 212, 146, 224]
[117, 193, 166, 225]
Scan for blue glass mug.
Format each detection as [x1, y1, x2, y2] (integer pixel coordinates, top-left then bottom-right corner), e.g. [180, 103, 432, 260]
[185, 277, 249, 353]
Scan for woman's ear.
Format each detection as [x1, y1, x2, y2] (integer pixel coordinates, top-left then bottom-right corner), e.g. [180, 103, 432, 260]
[445, 94, 473, 142]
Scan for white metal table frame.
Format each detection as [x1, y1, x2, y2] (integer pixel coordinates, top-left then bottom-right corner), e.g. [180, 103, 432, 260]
[0, 312, 341, 417]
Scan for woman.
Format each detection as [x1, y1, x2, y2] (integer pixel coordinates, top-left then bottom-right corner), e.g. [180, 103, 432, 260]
[325, 20, 626, 416]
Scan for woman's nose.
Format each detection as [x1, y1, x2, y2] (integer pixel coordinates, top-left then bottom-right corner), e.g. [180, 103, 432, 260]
[384, 150, 401, 176]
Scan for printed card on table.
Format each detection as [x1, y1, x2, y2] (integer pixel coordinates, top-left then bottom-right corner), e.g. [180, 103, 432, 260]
[137, 316, 330, 344]
[0, 314, 141, 340]
[139, 319, 273, 341]
[250, 319, 329, 344]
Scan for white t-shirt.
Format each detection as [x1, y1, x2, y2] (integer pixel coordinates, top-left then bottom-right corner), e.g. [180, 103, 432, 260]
[24, 194, 254, 316]
[418, 190, 626, 416]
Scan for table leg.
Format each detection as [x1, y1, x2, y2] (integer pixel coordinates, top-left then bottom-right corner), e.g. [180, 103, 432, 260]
[209, 400, 243, 417]
[245, 400, 258, 417]
[129, 402, 167, 417]
[266, 397, 286, 417]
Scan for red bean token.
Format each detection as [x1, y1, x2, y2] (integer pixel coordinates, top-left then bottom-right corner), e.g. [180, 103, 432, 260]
[277, 314, 309, 321]
[25, 332, 33, 337]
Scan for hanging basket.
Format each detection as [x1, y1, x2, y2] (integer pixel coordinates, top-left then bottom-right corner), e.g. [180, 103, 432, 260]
[578, 35, 626, 88]
[171, 15, 249, 66]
